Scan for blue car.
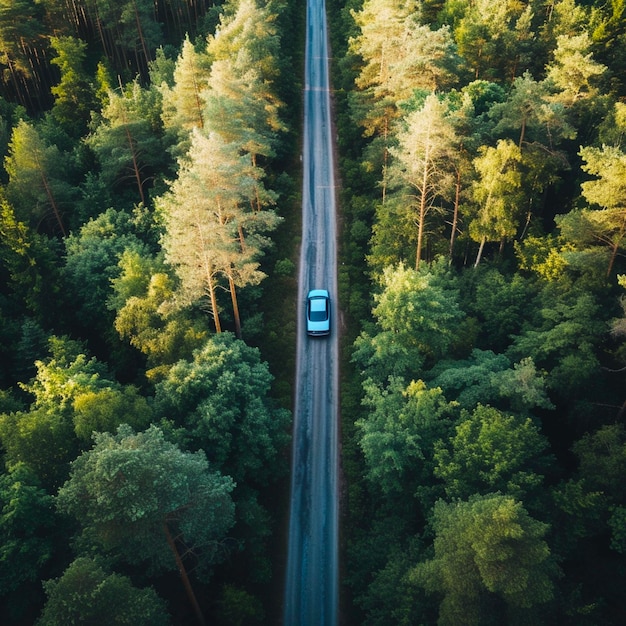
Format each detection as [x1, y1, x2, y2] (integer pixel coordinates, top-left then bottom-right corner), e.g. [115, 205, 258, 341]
[306, 289, 330, 336]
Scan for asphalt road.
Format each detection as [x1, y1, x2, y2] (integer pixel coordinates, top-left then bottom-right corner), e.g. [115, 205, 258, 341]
[282, 0, 339, 623]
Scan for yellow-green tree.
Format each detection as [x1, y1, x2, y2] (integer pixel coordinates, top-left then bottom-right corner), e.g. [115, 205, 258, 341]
[388, 94, 458, 269]
[158, 129, 280, 337]
[557, 144, 626, 277]
[5, 121, 73, 236]
[468, 139, 523, 266]
[412, 494, 556, 625]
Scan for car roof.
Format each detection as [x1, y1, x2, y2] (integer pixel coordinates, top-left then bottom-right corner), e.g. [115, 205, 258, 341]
[310, 298, 327, 312]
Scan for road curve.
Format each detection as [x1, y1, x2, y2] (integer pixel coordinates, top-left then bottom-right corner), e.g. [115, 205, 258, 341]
[282, 0, 339, 622]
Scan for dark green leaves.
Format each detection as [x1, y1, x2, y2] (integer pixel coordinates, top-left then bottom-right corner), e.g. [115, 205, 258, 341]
[37, 557, 170, 626]
[57, 424, 235, 575]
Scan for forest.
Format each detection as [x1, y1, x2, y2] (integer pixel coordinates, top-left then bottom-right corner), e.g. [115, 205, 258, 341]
[0, 0, 625, 623]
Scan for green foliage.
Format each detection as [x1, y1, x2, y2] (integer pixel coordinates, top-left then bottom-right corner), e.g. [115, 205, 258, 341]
[21, 337, 112, 411]
[468, 139, 523, 265]
[37, 557, 170, 626]
[13, 318, 49, 382]
[546, 32, 606, 107]
[434, 404, 553, 501]
[87, 82, 168, 205]
[49, 36, 96, 136]
[452, 0, 538, 81]
[160, 36, 210, 142]
[427, 349, 553, 414]
[349, 0, 459, 144]
[507, 289, 606, 397]
[155, 332, 290, 487]
[469, 268, 533, 350]
[608, 506, 626, 553]
[368, 195, 419, 274]
[0, 463, 56, 595]
[63, 208, 152, 336]
[4, 120, 75, 236]
[515, 234, 575, 282]
[354, 538, 430, 626]
[551, 479, 606, 544]
[56, 424, 235, 576]
[0, 1, 297, 621]
[204, 35, 286, 162]
[340, 0, 626, 622]
[157, 127, 280, 333]
[387, 94, 458, 268]
[0, 335, 152, 485]
[557, 144, 626, 277]
[412, 494, 556, 625]
[572, 423, 626, 503]
[0, 192, 62, 319]
[72, 386, 152, 442]
[110, 249, 208, 379]
[0, 0, 624, 622]
[357, 378, 456, 497]
[489, 71, 576, 148]
[0, 406, 77, 488]
[353, 262, 465, 383]
[216, 584, 265, 626]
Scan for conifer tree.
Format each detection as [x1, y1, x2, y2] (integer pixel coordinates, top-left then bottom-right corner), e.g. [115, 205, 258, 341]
[5, 120, 72, 236]
[158, 129, 279, 336]
[389, 94, 457, 269]
[160, 36, 210, 139]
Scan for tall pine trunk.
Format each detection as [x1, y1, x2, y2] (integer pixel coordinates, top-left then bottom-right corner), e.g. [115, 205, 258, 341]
[474, 235, 486, 267]
[163, 521, 206, 626]
[449, 167, 461, 262]
[206, 269, 221, 333]
[227, 273, 242, 338]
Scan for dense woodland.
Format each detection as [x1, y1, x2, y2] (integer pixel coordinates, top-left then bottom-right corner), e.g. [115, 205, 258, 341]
[0, 0, 626, 623]
[0, 0, 301, 623]
[333, 0, 626, 624]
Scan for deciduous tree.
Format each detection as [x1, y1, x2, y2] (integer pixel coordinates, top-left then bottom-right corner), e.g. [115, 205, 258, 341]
[111, 250, 208, 380]
[37, 557, 169, 626]
[412, 494, 556, 625]
[353, 263, 464, 384]
[468, 139, 523, 266]
[434, 404, 553, 501]
[427, 349, 553, 414]
[357, 377, 456, 499]
[63, 208, 151, 338]
[154, 332, 290, 487]
[507, 289, 605, 397]
[56, 425, 235, 624]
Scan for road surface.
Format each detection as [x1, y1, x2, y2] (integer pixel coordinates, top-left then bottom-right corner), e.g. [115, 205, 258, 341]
[282, 0, 339, 622]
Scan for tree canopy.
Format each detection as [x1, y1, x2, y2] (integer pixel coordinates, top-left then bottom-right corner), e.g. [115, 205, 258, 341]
[0, 0, 625, 622]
